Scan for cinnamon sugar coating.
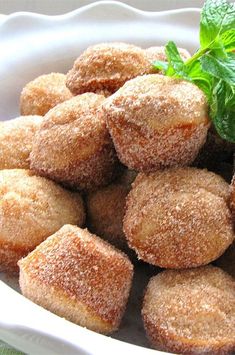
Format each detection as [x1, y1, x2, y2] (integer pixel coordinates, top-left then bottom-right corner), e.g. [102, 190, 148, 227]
[18, 225, 133, 334]
[66, 43, 151, 96]
[0, 169, 85, 272]
[86, 183, 130, 250]
[30, 93, 118, 191]
[0, 115, 42, 169]
[103, 74, 210, 172]
[20, 73, 73, 116]
[123, 167, 234, 268]
[86, 168, 137, 252]
[142, 266, 235, 354]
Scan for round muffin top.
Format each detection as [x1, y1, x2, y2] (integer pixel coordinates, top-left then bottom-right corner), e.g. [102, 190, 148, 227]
[103, 74, 209, 131]
[0, 169, 84, 248]
[30, 93, 107, 166]
[0, 115, 42, 169]
[66, 42, 151, 95]
[142, 266, 235, 353]
[124, 167, 234, 268]
[20, 73, 73, 116]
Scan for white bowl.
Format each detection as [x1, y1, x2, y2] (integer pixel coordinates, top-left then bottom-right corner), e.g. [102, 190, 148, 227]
[0, 2, 200, 354]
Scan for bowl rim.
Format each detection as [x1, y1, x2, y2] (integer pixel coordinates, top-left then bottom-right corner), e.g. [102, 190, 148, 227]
[0, 0, 201, 24]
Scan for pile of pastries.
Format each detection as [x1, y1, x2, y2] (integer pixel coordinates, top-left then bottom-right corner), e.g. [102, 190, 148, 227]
[1, 43, 235, 354]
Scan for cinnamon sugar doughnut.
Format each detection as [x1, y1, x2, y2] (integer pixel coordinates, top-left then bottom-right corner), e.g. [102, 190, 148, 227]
[86, 183, 130, 250]
[142, 266, 235, 354]
[0, 115, 42, 169]
[123, 167, 234, 268]
[20, 73, 73, 116]
[103, 74, 210, 172]
[0, 169, 85, 272]
[66, 43, 151, 96]
[30, 93, 118, 191]
[19, 225, 133, 334]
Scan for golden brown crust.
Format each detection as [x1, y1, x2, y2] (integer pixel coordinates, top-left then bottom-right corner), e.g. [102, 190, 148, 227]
[123, 167, 234, 268]
[20, 73, 73, 116]
[66, 43, 151, 95]
[86, 183, 129, 250]
[142, 266, 235, 354]
[0, 115, 43, 169]
[19, 272, 116, 333]
[0, 169, 85, 271]
[103, 74, 210, 172]
[30, 93, 118, 191]
[19, 225, 133, 334]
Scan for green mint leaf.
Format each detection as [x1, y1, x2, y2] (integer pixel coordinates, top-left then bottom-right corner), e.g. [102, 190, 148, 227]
[165, 41, 188, 78]
[193, 79, 213, 102]
[213, 109, 235, 142]
[210, 79, 223, 118]
[200, 0, 235, 48]
[187, 60, 211, 82]
[226, 86, 235, 108]
[152, 60, 168, 73]
[201, 52, 235, 85]
[188, 60, 213, 103]
[185, 60, 213, 102]
[220, 29, 235, 51]
[211, 79, 235, 142]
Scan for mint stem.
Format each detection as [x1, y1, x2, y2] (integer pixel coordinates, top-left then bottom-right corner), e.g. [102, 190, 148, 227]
[185, 47, 209, 66]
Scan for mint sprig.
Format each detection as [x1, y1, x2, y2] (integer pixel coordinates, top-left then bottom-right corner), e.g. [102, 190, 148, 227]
[153, 0, 235, 143]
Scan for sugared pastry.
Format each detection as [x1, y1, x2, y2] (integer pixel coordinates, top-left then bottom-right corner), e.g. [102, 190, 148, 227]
[0, 115, 42, 169]
[103, 74, 209, 172]
[86, 183, 129, 250]
[19, 225, 133, 334]
[142, 266, 235, 354]
[66, 43, 151, 96]
[30, 93, 118, 191]
[123, 168, 234, 268]
[20, 73, 73, 116]
[0, 169, 84, 272]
